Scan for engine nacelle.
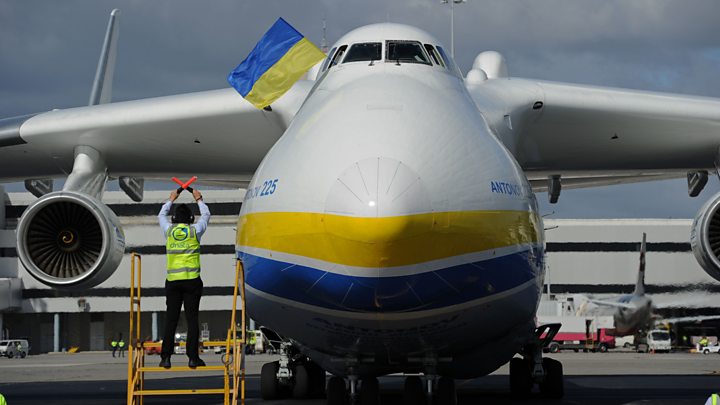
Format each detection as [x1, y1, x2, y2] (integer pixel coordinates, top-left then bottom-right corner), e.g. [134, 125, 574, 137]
[691, 192, 720, 282]
[16, 191, 125, 289]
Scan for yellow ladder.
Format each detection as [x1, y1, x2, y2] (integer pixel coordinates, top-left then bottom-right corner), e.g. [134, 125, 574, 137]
[127, 253, 246, 405]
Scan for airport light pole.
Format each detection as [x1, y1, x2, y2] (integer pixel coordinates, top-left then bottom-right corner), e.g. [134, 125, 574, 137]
[441, 0, 466, 58]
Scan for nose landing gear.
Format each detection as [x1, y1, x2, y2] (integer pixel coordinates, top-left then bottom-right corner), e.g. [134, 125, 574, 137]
[509, 323, 564, 399]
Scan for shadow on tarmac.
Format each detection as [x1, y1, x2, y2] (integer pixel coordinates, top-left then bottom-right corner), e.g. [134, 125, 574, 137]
[0, 374, 715, 404]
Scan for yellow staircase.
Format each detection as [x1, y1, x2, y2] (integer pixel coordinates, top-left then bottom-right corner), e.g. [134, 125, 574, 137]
[127, 253, 247, 405]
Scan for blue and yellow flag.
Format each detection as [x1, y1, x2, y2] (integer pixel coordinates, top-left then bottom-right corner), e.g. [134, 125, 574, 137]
[227, 18, 325, 109]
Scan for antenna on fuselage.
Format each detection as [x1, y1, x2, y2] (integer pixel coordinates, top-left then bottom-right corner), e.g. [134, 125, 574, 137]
[320, 18, 328, 53]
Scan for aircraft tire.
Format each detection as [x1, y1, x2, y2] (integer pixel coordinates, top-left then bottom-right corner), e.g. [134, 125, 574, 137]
[539, 358, 564, 399]
[261, 361, 281, 400]
[305, 360, 326, 398]
[403, 376, 425, 405]
[326, 376, 347, 405]
[509, 357, 532, 397]
[358, 377, 379, 405]
[293, 364, 310, 398]
[436, 376, 457, 405]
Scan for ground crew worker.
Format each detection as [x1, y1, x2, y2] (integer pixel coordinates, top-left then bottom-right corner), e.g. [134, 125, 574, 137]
[700, 336, 710, 348]
[158, 187, 210, 369]
[111, 338, 118, 358]
[248, 331, 257, 355]
[705, 393, 719, 405]
[118, 336, 126, 358]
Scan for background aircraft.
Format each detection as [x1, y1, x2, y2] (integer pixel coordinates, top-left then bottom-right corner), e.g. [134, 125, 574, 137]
[575, 233, 720, 336]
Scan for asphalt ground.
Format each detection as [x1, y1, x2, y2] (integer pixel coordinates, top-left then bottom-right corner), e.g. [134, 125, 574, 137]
[0, 351, 719, 404]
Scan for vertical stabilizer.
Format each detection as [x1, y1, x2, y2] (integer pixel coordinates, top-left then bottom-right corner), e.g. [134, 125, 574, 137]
[633, 233, 647, 296]
[89, 9, 120, 106]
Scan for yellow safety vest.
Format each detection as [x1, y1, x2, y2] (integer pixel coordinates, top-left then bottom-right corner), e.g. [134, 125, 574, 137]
[118, 341, 125, 348]
[713, 393, 719, 405]
[166, 224, 201, 281]
[111, 341, 117, 347]
[0, 393, 7, 405]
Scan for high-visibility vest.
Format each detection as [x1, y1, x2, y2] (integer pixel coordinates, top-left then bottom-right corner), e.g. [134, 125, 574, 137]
[118, 341, 125, 348]
[711, 393, 719, 405]
[0, 393, 7, 405]
[166, 224, 201, 281]
[111, 341, 118, 348]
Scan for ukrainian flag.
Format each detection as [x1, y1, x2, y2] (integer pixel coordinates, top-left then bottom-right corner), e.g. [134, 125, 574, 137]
[227, 18, 325, 109]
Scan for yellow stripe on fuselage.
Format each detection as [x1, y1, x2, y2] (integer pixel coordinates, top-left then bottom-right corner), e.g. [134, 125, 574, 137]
[237, 210, 540, 268]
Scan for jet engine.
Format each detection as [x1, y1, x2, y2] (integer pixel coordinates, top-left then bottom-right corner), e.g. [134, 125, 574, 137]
[16, 191, 125, 289]
[691, 192, 720, 282]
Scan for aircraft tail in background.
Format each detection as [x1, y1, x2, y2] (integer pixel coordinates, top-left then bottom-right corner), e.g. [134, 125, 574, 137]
[633, 233, 647, 296]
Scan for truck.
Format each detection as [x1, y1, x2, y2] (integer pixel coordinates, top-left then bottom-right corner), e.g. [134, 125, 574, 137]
[538, 314, 616, 353]
[635, 329, 672, 353]
[547, 328, 616, 353]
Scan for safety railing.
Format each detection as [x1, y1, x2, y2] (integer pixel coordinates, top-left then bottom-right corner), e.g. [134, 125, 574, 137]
[127, 253, 246, 405]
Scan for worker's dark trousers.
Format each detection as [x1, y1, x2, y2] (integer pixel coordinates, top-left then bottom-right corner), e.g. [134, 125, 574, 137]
[161, 277, 203, 360]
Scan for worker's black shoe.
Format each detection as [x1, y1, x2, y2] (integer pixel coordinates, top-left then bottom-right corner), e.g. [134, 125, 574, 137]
[159, 357, 171, 369]
[188, 358, 206, 368]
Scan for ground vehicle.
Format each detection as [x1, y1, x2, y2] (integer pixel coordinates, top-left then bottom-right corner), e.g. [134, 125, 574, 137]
[547, 329, 616, 353]
[173, 333, 186, 355]
[698, 344, 720, 355]
[645, 330, 672, 353]
[0, 340, 30, 358]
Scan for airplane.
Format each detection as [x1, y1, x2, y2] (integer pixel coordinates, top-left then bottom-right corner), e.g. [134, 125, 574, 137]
[4, 9, 720, 405]
[573, 233, 653, 336]
[574, 233, 720, 337]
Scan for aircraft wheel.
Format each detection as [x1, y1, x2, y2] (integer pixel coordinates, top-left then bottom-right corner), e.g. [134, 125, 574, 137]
[539, 358, 564, 399]
[293, 363, 310, 398]
[261, 361, 281, 399]
[326, 376, 348, 405]
[305, 360, 326, 398]
[436, 376, 457, 405]
[403, 376, 425, 405]
[358, 377, 379, 405]
[509, 357, 532, 397]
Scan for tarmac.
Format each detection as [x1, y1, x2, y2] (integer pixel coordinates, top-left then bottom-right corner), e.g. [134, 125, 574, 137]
[0, 351, 719, 404]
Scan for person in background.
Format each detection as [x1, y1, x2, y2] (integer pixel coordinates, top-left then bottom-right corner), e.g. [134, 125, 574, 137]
[111, 338, 118, 358]
[118, 335, 126, 358]
[157, 187, 211, 369]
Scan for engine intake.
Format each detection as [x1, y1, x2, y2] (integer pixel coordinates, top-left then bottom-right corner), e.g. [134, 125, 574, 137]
[691, 192, 720, 282]
[16, 191, 125, 289]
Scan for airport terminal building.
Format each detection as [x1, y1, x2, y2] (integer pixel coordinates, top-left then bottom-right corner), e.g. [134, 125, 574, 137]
[0, 188, 718, 353]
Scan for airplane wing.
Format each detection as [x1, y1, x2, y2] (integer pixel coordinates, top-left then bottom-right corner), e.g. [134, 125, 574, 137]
[0, 83, 312, 186]
[586, 299, 635, 309]
[656, 315, 720, 324]
[468, 78, 720, 190]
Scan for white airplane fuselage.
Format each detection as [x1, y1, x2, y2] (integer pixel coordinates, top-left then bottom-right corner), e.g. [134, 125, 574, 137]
[236, 25, 545, 378]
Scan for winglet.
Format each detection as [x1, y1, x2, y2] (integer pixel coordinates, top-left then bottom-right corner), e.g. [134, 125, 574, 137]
[633, 233, 647, 296]
[88, 9, 120, 106]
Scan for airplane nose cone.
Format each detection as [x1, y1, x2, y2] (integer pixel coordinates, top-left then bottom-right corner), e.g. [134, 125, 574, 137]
[324, 157, 432, 265]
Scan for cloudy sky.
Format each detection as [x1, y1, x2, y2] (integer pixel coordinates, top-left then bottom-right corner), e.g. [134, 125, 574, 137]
[1, 0, 719, 218]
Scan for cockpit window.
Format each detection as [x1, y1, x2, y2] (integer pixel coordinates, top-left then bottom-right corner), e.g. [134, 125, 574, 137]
[343, 42, 382, 63]
[386, 41, 431, 65]
[436, 46, 462, 76]
[329, 45, 348, 69]
[320, 47, 337, 72]
[423, 44, 445, 67]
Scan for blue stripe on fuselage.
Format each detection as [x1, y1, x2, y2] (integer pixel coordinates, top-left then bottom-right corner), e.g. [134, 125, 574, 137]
[237, 248, 541, 313]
